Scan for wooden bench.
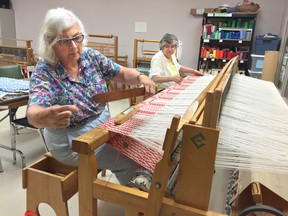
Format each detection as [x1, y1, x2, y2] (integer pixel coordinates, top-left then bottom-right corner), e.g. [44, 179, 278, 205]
[22, 153, 78, 216]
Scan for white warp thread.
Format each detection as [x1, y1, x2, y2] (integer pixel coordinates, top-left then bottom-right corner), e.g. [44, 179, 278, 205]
[217, 74, 288, 173]
[126, 76, 215, 152]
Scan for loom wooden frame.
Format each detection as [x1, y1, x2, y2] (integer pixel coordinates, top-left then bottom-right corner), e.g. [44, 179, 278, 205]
[132, 38, 160, 69]
[87, 34, 129, 93]
[0, 37, 35, 66]
[71, 57, 239, 215]
[87, 34, 128, 67]
[0, 53, 19, 65]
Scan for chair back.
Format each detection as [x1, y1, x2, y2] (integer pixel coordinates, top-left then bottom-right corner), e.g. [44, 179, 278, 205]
[0, 65, 23, 79]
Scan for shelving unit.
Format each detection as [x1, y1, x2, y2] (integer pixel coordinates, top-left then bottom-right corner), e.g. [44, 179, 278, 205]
[198, 12, 257, 75]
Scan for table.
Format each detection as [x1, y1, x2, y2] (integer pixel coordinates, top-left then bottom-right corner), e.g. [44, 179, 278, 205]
[0, 94, 28, 172]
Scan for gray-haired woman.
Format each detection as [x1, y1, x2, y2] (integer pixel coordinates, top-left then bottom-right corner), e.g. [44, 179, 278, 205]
[150, 33, 203, 91]
[27, 7, 155, 191]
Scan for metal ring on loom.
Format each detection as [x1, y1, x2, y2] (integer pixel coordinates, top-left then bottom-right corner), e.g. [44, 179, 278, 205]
[239, 205, 286, 216]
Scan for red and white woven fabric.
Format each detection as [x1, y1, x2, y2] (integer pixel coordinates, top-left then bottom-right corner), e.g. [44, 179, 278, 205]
[98, 75, 214, 172]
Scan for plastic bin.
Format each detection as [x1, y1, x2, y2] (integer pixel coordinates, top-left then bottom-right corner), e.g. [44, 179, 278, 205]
[255, 33, 281, 55]
[250, 54, 264, 72]
[248, 70, 262, 79]
[249, 54, 264, 79]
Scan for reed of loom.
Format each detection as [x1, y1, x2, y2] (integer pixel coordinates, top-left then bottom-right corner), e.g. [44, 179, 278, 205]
[71, 56, 239, 216]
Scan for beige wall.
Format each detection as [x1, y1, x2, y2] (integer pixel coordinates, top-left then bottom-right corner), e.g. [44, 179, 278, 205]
[10, 0, 286, 68]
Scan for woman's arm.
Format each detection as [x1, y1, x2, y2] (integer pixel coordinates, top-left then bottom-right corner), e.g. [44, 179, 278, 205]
[179, 66, 203, 76]
[27, 104, 79, 128]
[111, 66, 156, 96]
[151, 74, 183, 84]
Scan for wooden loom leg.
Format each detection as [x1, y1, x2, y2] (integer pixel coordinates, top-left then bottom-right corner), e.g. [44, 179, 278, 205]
[176, 124, 220, 211]
[78, 153, 98, 216]
[146, 116, 181, 215]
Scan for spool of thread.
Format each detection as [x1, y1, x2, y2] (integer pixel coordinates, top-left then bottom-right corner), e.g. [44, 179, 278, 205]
[246, 31, 252, 40]
[227, 51, 232, 59]
[201, 49, 207, 57]
[223, 51, 228, 59]
[242, 52, 248, 60]
[243, 21, 249, 29]
[211, 32, 215, 39]
[231, 19, 236, 28]
[219, 50, 224, 58]
[248, 21, 254, 29]
[211, 25, 216, 33]
[237, 19, 242, 28]
[225, 32, 230, 39]
[235, 32, 240, 39]
[239, 30, 244, 39]
[228, 19, 232, 27]
[202, 32, 207, 39]
[239, 52, 243, 60]
[212, 49, 217, 58]
[221, 31, 225, 39]
[207, 25, 212, 36]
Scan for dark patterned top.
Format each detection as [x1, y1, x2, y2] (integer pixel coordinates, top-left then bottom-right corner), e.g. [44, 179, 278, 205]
[29, 48, 120, 128]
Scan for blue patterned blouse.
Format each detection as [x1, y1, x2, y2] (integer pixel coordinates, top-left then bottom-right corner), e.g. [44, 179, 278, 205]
[29, 48, 121, 128]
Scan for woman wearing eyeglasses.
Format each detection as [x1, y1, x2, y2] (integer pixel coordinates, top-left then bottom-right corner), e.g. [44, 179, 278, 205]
[150, 33, 203, 91]
[27, 8, 155, 191]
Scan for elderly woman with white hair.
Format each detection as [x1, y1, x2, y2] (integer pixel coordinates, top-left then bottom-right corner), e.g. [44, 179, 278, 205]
[150, 33, 203, 91]
[27, 7, 156, 191]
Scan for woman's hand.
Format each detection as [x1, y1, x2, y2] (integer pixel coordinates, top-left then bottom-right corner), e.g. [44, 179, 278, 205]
[193, 69, 204, 76]
[138, 74, 156, 98]
[172, 75, 183, 83]
[27, 104, 79, 128]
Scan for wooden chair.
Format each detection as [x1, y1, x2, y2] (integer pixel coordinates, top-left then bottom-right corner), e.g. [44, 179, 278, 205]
[87, 34, 128, 67]
[0, 53, 18, 65]
[0, 37, 36, 66]
[23, 152, 78, 216]
[87, 34, 119, 63]
[132, 38, 160, 76]
[87, 34, 129, 92]
[23, 153, 106, 216]
[0, 65, 48, 168]
[130, 39, 160, 105]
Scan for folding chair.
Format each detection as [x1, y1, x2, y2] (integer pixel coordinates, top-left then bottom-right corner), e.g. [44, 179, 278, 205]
[0, 64, 48, 168]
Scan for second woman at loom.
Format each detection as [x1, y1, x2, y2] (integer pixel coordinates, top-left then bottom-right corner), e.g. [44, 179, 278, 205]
[150, 33, 203, 91]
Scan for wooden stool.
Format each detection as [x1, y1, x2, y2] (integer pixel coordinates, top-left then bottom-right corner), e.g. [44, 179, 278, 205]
[22, 153, 78, 216]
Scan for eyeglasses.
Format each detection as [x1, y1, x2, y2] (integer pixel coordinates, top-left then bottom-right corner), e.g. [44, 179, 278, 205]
[56, 34, 84, 46]
[164, 44, 177, 49]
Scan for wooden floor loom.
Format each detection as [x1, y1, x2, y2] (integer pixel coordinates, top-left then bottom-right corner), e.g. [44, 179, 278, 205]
[71, 56, 235, 216]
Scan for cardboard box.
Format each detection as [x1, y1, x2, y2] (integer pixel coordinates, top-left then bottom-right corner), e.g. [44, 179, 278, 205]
[262, 51, 279, 82]
[190, 8, 214, 16]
